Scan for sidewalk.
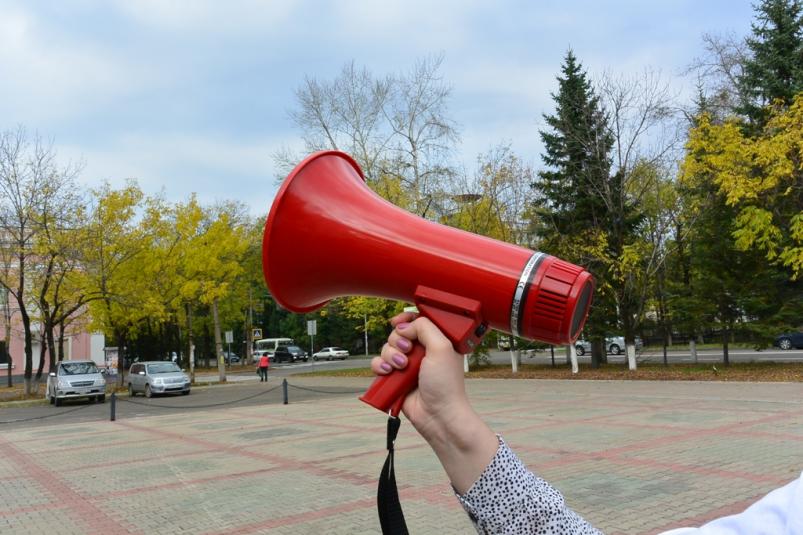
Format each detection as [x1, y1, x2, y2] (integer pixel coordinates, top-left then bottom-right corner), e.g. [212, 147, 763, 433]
[1, 378, 801, 534]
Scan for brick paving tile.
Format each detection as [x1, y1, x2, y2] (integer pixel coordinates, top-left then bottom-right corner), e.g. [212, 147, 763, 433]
[1, 378, 801, 534]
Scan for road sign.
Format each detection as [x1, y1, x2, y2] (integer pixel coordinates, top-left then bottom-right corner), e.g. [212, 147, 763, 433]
[225, 330, 233, 344]
[252, 328, 262, 340]
[307, 320, 317, 336]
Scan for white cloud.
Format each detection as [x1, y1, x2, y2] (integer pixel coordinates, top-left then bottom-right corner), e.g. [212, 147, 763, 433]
[111, 0, 299, 33]
[0, 4, 153, 123]
[60, 132, 295, 214]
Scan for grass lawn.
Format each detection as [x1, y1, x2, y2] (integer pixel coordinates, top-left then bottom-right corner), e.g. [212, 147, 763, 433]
[302, 361, 803, 382]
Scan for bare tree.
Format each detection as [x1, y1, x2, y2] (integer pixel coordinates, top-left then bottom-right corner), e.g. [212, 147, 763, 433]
[383, 55, 460, 216]
[683, 32, 749, 120]
[445, 144, 535, 246]
[0, 127, 80, 394]
[594, 70, 682, 369]
[281, 56, 459, 217]
[281, 61, 392, 182]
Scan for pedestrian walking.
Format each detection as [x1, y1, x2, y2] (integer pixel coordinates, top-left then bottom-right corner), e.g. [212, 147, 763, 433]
[257, 354, 269, 382]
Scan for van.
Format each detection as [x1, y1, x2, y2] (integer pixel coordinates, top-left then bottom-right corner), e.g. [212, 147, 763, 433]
[253, 337, 294, 363]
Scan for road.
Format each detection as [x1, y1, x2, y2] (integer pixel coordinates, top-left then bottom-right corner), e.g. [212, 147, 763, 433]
[0, 376, 366, 430]
[4, 346, 802, 388]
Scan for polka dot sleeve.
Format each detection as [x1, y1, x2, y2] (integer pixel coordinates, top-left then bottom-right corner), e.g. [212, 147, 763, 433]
[455, 437, 603, 534]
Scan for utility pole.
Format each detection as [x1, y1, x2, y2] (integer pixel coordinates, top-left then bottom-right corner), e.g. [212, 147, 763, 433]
[187, 303, 195, 382]
[246, 287, 254, 367]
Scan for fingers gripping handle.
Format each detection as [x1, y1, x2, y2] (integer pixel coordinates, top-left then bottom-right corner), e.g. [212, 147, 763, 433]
[360, 343, 426, 417]
[359, 286, 486, 417]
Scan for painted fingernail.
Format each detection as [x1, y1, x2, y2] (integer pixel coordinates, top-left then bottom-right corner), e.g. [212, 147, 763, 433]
[396, 338, 411, 351]
[380, 362, 393, 373]
[392, 353, 406, 367]
[397, 322, 411, 330]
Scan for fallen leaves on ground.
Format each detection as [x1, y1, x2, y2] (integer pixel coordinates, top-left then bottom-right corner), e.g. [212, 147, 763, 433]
[304, 362, 803, 382]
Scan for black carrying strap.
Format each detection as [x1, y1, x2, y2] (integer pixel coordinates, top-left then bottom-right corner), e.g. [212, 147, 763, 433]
[378, 416, 408, 534]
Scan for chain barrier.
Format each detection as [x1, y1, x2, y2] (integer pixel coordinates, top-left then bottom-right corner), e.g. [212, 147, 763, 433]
[119, 383, 283, 409]
[2, 378, 366, 425]
[287, 383, 364, 395]
[0, 401, 97, 424]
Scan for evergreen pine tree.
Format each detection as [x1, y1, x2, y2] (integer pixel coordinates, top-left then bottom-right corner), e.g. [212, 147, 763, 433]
[533, 51, 616, 366]
[737, 0, 803, 125]
[536, 50, 613, 235]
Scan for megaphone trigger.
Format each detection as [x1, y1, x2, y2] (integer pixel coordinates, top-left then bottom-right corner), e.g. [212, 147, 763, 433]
[359, 286, 486, 415]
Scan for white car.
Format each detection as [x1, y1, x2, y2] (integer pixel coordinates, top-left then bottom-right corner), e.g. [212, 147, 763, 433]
[47, 360, 107, 406]
[575, 336, 643, 356]
[312, 347, 349, 361]
[128, 361, 190, 397]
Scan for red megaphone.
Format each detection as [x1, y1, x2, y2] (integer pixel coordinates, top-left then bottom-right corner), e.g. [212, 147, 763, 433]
[263, 151, 594, 416]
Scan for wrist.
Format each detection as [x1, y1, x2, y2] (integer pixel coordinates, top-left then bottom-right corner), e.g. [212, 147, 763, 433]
[417, 403, 499, 494]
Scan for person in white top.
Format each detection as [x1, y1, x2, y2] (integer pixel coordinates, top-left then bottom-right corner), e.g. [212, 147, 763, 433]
[371, 312, 803, 534]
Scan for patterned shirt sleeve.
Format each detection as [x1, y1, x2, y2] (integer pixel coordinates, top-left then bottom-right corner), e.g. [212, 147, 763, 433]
[455, 437, 603, 534]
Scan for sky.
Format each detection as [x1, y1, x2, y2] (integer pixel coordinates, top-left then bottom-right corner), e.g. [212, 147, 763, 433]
[0, 0, 757, 216]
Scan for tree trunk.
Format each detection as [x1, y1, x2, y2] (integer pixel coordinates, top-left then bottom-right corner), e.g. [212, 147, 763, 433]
[57, 320, 66, 363]
[722, 328, 730, 366]
[20, 307, 34, 395]
[689, 339, 698, 363]
[591, 338, 605, 369]
[3, 289, 12, 388]
[46, 316, 57, 374]
[117, 329, 127, 387]
[213, 298, 225, 383]
[565, 345, 578, 374]
[36, 332, 47, 383]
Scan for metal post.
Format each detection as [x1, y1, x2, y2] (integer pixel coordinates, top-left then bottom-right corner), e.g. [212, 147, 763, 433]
[282, 378, 288, 405]
[110, 392, 116, 421]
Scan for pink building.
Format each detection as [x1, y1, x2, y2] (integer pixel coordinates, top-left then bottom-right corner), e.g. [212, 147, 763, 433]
[1, 302, 105, 374]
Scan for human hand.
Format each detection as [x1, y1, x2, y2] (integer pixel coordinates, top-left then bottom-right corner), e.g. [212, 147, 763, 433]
[370, 312, 498, 493]
[370, 311, 470, 440]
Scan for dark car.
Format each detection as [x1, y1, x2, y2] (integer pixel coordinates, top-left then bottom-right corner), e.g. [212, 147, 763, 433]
[223, 351, 240, 364]
[273, 344, 308, 363]
[774, 332, 803, 350]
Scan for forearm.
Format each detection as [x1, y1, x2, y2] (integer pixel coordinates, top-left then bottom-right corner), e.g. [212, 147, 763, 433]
[416, 402, 499, 495]
[455, 438, 602, 534]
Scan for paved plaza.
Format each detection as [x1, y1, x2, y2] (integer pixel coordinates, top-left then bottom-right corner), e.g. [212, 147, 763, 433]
[1, 377, 802, 534]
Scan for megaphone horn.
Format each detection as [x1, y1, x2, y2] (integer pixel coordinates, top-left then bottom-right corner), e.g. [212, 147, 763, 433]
[263, 151, 594, 414]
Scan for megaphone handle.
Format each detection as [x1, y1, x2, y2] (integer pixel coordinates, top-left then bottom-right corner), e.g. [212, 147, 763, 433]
[360, 286, 486, 417]
[360, 343, 426, 417]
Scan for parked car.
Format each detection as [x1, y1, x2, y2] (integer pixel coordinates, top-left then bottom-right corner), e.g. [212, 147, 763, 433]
[312, 347, 349, 361]
[774, 332, 803, 350]
[128, 361, 190, 398]
[575, 336, 643, 356]
[273, 344, 308, 363]
[252, 337, 295, 363]
[223, 351, 240, 364]
[47, 360, 106, 406]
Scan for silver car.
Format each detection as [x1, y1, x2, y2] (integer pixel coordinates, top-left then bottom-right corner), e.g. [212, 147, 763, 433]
[47, 360, 106, 406]
[575, 336, 643, 356]
[128, 361, 191, 398]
